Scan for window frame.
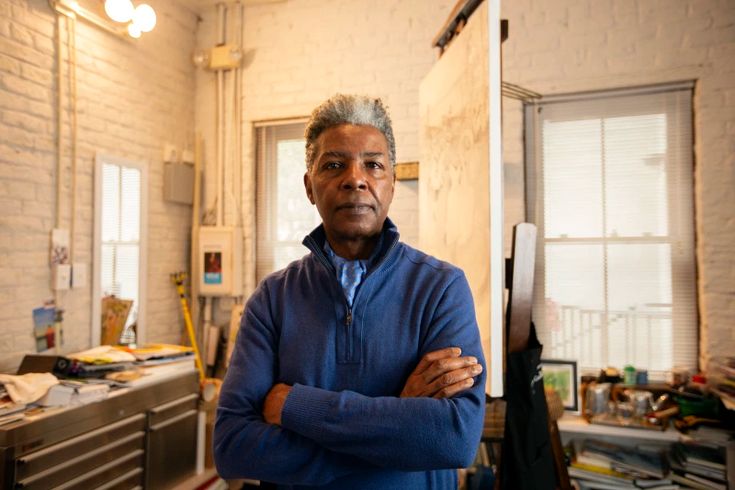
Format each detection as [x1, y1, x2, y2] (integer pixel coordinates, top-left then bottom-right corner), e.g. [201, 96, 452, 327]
[523, 81, 698, 375]
[255, 120, 320, 281]
[92, 153, 149, 346]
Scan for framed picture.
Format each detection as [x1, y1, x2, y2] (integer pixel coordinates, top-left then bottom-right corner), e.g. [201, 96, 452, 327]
[540, 359, 578, 411]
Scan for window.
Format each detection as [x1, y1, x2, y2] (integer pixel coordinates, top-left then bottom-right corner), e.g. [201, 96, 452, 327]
[92, 154, 148, 345]
[256, 122, 320, 281]
[525, 82, 697, 378]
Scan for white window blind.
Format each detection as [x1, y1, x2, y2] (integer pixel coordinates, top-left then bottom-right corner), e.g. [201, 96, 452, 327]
[525, 82, 698, 379]
[93, 154, 148, 345]
[256, 122, 320, 281]
[101, 163, 141, 326]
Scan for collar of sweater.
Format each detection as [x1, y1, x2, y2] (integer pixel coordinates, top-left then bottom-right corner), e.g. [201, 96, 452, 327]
[302, 217, 401, 276]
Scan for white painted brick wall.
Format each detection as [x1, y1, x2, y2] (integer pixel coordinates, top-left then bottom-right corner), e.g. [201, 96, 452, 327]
[195, 0, 455, 295]
[197, 0, 455, 298]
[500, 0, 735, 366]
[0, 0, 198, 372]
[3, 0, 730, 372]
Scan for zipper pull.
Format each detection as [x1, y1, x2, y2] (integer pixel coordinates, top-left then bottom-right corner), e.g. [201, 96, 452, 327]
[345, 308, 352, 327]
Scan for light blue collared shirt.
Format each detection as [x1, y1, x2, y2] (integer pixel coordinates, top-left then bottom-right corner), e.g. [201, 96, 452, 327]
[322, 241, 368, 307]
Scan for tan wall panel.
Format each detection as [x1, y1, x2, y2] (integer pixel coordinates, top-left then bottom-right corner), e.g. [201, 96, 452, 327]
[419, 2, 493, 391]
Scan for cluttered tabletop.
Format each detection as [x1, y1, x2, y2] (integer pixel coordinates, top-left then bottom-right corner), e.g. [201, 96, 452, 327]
[0, 344, 197, 426]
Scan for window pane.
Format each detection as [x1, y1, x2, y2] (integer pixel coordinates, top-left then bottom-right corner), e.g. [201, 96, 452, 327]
[116, 244, 139, 327]
[543, 119, 603, 238]
[102, 164, 120, 242]
[543, 243, 605, 367]
[604, 114, 669, 237]
[273, 244, 308, 271]
[120, 167, 141, 242]
[606, 243, 673, 371]
[257, 123, 320, 281]
[101, 243, 116, 296]
[276, 138, 317, 242]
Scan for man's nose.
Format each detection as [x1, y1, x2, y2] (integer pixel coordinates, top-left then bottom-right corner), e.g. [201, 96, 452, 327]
[341, 163, 367, 190]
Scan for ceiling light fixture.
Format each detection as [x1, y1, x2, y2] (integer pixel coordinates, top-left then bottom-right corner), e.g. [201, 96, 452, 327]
[131, 3, 156, 33]
[50, 0, 156, 39]
[104, 0, 134, 23]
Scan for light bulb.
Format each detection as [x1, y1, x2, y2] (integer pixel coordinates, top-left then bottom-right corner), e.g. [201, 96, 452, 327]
[133, 4, 157, 33]
[127, 23, 141, 38]
[105, 0, 134, 23]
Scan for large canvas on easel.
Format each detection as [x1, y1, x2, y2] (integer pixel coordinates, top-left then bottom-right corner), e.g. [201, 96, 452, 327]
[419, 1, 499, 394]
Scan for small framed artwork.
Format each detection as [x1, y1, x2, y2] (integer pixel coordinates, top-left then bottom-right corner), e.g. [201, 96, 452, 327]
[540, 359, 578, 411]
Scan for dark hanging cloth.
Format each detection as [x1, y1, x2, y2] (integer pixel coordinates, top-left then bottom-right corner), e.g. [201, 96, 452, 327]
[500, 324, 556, 490]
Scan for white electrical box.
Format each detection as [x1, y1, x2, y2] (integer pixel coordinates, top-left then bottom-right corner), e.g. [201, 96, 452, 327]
[52, 264, 71, 290]
[198, 227, 243, 296]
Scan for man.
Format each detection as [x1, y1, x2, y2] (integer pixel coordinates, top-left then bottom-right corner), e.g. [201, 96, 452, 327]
[214, 94, 486, 489]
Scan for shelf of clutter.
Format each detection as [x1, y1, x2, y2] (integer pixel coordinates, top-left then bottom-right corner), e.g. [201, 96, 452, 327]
[556, 358, 735, 489]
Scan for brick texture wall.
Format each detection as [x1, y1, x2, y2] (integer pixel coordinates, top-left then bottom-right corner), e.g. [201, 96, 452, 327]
[2, 0, 732, 373]
[194, 0, 455, 296]
[0, 0, 198, 371]
[500, 0, 735, 365]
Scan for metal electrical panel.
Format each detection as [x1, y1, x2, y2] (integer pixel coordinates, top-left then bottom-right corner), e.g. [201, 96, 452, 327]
[163, 162, 194, 205]
[198, 227, 243, 296]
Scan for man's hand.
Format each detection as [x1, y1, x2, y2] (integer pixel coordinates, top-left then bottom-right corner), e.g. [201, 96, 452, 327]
[400, 347, 482, 399]
[264, 383, 292, 425]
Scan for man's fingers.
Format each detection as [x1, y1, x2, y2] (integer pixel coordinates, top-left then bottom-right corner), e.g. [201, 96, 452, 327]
[413, 347, 462, 375]
[422, 355, 478, 383]
[429, 363, 483, 396]
[433, 377, 476, 399]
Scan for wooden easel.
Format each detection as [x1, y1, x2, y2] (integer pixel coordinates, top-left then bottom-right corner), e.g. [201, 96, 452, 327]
[486, 223, 571, 489]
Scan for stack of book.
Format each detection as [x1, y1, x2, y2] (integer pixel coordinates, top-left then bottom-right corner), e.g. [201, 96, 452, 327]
[115, 343, 195, 366]
[65, 346, 137, 378]
[568, 439, 674, 489]
[668, 441, 727, 489]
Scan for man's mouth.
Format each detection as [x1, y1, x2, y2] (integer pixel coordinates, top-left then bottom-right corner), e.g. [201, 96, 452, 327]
[337, 203, 374, 214]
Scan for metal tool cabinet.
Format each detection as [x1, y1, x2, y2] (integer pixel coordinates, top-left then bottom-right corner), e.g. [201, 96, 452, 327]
[0, 370, 199, 489]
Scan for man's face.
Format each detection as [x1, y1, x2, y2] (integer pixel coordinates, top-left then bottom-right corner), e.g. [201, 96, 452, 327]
[304, 124, 395, 250]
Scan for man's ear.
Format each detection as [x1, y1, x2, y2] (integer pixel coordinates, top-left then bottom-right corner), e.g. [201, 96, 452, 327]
[304, 171, 315, 204]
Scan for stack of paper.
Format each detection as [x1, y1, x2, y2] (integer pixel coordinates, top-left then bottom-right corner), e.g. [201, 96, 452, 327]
[38, 381, 110, 407]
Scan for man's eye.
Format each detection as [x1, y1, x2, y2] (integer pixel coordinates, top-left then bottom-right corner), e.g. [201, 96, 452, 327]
[325, 161, 342, 169]
[366, 161, 383, 169]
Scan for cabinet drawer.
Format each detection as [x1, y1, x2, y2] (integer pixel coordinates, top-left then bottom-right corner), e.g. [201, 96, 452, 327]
[148, 393, 198, 427]
[147, 409, 198, 489]
[16, 433, 144, 490]
[15, 414, 145, 481]
[17, 447, 143, 490]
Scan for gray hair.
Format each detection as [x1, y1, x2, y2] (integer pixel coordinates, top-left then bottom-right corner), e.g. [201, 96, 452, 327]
[304, 94, 396, 169]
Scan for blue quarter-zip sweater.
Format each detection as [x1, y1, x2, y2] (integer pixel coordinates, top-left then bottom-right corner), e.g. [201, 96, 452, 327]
[214, 219, 486, 489]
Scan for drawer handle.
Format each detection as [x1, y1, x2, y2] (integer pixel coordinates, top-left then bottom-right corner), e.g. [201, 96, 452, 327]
[149, 394, 198, 414]
[149, 409, 197, 431]
[93, 466, 143, 490]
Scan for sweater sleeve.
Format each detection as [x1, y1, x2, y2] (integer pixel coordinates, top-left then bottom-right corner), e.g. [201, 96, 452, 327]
[213, 285, 372, 485]
[280, 272, 486, 471]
